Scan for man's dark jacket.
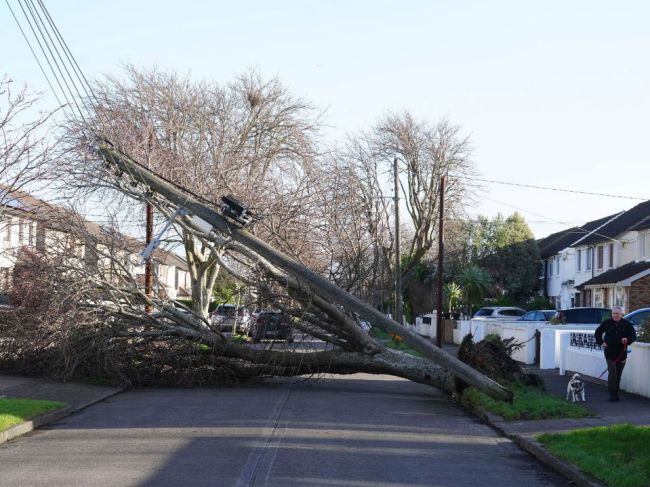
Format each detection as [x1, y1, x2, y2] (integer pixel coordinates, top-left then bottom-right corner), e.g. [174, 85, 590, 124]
[594, 318, 637, 360]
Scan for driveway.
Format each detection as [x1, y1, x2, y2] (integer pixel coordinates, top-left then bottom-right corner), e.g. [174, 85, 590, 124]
[0, 374, 567, 486]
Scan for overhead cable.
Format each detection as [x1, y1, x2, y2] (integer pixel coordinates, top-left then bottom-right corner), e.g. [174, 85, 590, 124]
[453, 174, 646, 201]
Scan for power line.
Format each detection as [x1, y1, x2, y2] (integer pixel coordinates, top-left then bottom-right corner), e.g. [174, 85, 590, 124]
[453, 174, 647, 201]
[5, 0, 64, 108]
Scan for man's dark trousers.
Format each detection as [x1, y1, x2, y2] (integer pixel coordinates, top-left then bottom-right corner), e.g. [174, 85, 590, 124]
[607, 357, 626, 399]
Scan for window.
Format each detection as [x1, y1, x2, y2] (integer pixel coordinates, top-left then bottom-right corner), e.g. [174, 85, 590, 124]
[556, 257, 560, 275]
[594, 289, 604, 308]
[597, 246, 604, 270]
[577, 249, 582, 271]
[608, 243, 614, 268]
[3, 217, 11, 241]
[586, 248, 592, 270]
[18, 219, 24, 243]
[614, 287, 626, 309]
[641, 232, 647, 258]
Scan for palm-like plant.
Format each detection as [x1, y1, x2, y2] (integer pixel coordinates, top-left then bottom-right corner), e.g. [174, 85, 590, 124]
[443, 282, 463, 315]
[459, 264, 493, 315]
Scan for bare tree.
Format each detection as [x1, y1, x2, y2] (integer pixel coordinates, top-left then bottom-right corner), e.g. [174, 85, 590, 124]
[0, 76, 57, 212]
[308, 151, 394, 306]
[339, 112, 476, 291]
[0, 77, 59, 295]
[59, 66, 320, 317]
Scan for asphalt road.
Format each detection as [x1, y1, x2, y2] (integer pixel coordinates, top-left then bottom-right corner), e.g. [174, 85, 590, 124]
[0, 374, 569, 487]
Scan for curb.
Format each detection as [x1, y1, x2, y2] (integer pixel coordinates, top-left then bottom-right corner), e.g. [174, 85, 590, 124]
[0, 387, 124, 446]
[471, 407, 606, 487]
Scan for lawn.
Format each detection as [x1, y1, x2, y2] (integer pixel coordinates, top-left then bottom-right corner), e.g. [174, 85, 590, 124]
[538, 424, 650, 487]
[461, 381, 592, 420]
[0, 398, 67, 432]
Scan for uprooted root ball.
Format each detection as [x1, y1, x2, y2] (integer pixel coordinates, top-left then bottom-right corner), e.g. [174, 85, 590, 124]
[455, 333, 542, 393]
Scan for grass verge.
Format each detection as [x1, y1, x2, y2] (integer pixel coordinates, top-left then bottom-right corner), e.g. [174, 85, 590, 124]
[461, 381, 592, 420]
[0, 398, 67, 432]
[370, 329, 422, 357]
[538, 424, 650, 487]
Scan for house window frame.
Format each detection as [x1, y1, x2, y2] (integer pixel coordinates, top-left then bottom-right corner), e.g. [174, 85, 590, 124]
[577, 249, 582, 271]
[594, 289, 604, 308]
[586, 247, 592, 270]
[596, 245, 604, 270]
[608, 242, 614, 268]
[3, 217, 11, 241]
[18, 219, 24, 243]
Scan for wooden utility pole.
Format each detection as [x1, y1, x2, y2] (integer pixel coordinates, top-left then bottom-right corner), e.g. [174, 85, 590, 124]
[144, 129, 154, 313]
[393, 157, 402, 326]
[436, 175, 446, 347]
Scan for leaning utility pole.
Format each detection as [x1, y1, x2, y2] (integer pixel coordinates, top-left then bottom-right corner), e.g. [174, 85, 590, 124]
[393, 157, 402, 326]
[436, 175, 446, 347]
[96, 143, 512, 402]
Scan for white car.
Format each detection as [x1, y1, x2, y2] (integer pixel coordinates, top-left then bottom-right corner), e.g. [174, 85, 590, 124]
[472, 306, 526, 320]
[210, 304, 251, 334]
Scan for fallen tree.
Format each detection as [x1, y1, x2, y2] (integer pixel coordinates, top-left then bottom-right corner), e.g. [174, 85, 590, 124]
[81, 142, 511, 401]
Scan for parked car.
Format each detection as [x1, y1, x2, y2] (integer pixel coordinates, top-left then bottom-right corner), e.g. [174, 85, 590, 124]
[472, 306, 526, 320]
[251, 311, 293, 342]
[624, 307, 650, 330]
[554, 307, 611, 324]
[210, 304, 251, 334]
[518, 310, 557, 322]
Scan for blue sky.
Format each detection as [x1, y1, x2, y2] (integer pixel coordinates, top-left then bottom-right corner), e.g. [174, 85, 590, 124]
[2, 0, 649, 238]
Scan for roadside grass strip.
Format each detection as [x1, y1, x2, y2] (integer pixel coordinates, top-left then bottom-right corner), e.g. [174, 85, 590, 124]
[370, 328, 422, 357]
[538, 424, 650, 487]
[461, 381, 592, 421]
[0, 398, 67, 432]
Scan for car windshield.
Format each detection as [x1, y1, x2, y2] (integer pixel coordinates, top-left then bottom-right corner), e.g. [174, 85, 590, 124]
[216, 306, 237, 317]
[474, 309, 493, 317]
[542, 311, 556, 320]
[215, 305, 248, 317]
[259, 313, 280, 323]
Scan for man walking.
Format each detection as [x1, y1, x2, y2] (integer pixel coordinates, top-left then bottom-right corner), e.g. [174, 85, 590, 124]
[594, 306, 637, 401]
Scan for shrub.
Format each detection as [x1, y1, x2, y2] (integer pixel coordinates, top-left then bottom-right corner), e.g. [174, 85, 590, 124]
[525, 296, 555, 311]
[636, 319, 650, 343]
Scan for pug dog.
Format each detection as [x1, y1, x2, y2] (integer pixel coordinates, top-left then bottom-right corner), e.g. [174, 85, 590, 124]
[566, 373, 586, 402]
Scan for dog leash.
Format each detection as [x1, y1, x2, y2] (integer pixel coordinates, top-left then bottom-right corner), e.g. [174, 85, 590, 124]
[597, 343, 628, 379]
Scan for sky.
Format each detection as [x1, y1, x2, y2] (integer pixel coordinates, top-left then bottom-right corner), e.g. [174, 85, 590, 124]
[2, 0, 649, 239]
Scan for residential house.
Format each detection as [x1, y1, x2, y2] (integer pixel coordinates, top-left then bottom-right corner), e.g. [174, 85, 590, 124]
[0, 186, 190, 300]
[572, 200, 650, 312]
[538, 200, 650, 312]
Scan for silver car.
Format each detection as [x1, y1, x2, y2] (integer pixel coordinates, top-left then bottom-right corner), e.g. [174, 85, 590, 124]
[472, 306, 526, 320]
